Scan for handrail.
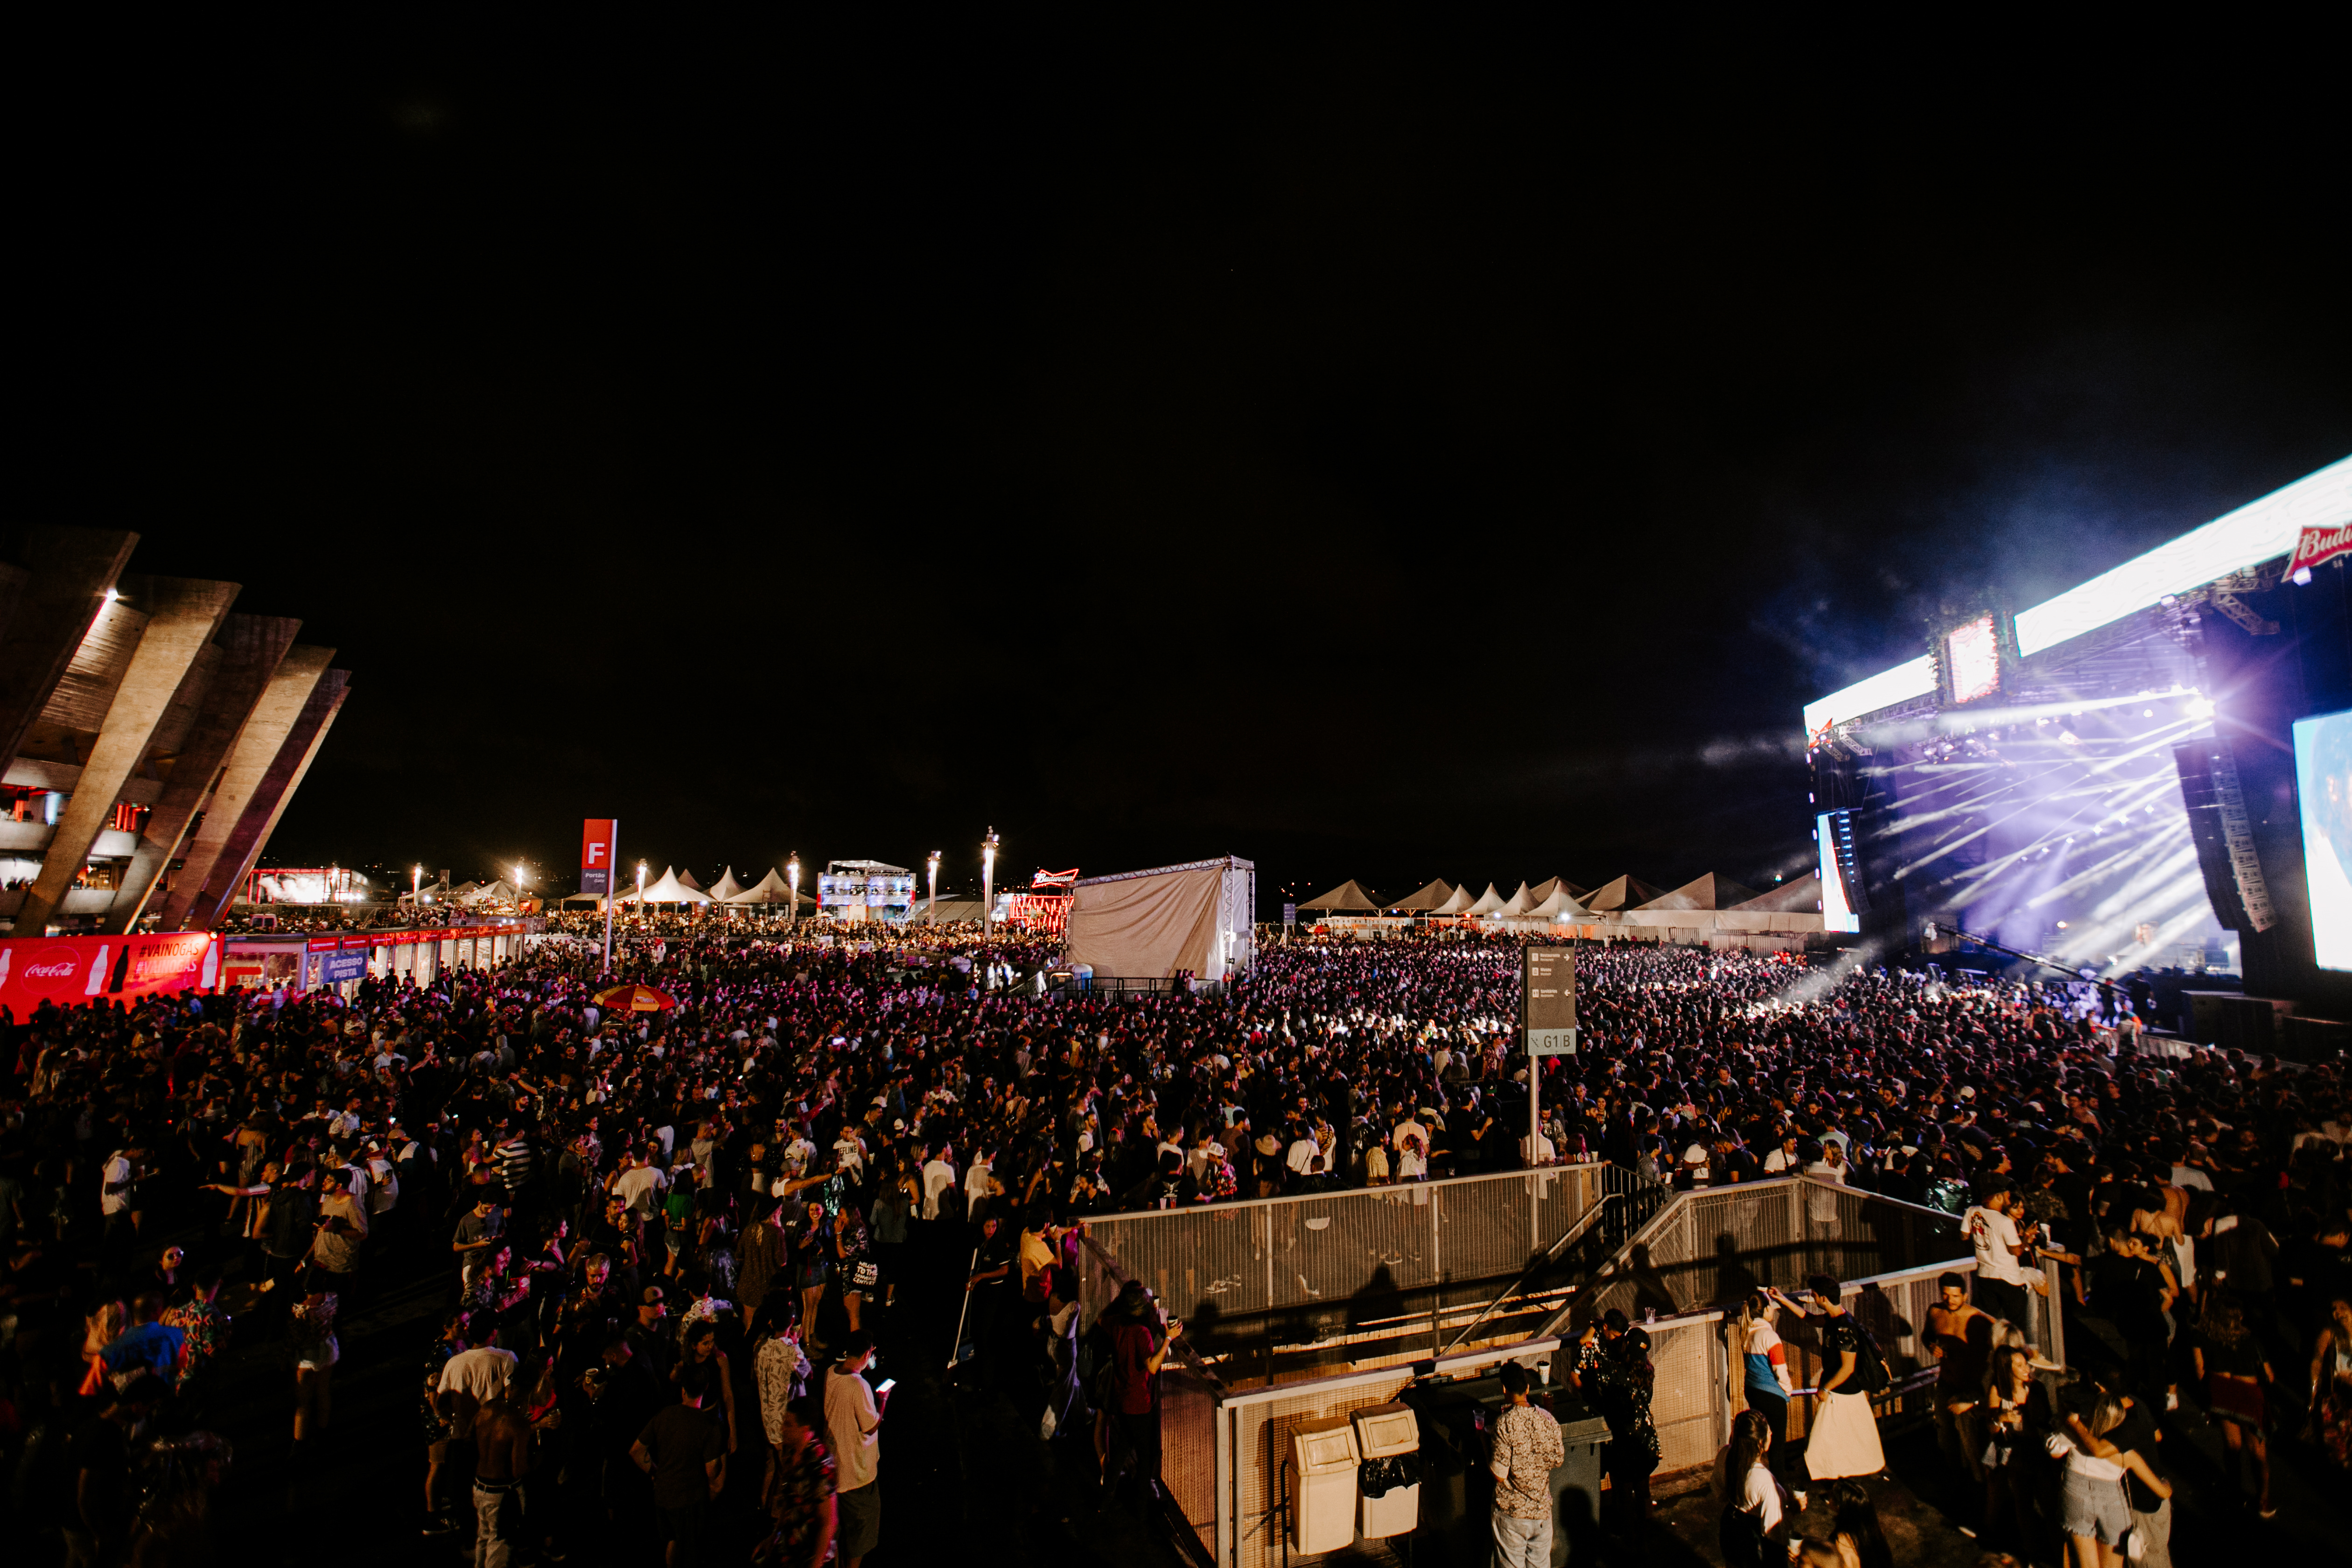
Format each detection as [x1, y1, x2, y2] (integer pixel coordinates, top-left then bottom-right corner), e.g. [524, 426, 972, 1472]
[1077, 1232, 1226, 1390]
[1077, 1158, 1611, 1226]
[1439, 1189, 1615, 1354]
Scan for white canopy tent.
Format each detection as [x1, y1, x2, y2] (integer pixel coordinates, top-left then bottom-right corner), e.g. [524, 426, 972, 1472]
[1429, 883, 1478, 915]
[1464, 883, 1511, 916]
[707, 867, 746, 902]
[631, 866, 712, 904]
[1526, 883, 1595, 919]
[721, 868, 812, 908]
[1499, 881, 1537, 916]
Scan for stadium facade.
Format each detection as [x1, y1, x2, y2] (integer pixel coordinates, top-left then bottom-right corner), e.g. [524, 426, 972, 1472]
[0, 526, 350, 935]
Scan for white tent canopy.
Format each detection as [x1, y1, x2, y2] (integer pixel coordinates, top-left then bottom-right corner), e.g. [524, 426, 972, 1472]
[1526, 883, 1594, 919]
[707, 867, 746, 902]
[1389, 878, 1456, 912]
[632, 866, 712, 904]
[1499, 881, 1536, 916]
[1464, 882, 1510, 916]
[721, 868, 812, 907]
[1430, 883, 1478, 915]
[676, 867, 707, 893]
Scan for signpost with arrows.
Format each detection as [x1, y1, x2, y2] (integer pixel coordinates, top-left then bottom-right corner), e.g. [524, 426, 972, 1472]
[1523, 946, 1578, 1164]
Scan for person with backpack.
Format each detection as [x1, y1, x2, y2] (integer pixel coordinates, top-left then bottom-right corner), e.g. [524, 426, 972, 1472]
[1784, 1275, 1886, 1481]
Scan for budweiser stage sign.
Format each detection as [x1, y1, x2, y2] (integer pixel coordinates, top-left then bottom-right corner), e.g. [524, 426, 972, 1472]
[2290, 523, 2352, 577]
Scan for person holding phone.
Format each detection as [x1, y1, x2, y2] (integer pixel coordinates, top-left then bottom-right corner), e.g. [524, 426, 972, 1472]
[823, 1330, 888, 1568]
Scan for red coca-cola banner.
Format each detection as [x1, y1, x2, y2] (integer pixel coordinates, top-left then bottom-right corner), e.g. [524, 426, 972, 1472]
[2290, 523, 2352, 576]
[0, 932, 220, 1015]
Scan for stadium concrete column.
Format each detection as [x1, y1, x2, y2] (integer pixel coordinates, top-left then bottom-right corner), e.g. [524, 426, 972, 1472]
[0, 527, 139, 767]
[104, 614, 302, 933]
[157, 644, 333, 930]
[14, 577, 240, 934]
[182, 669, 350, 931]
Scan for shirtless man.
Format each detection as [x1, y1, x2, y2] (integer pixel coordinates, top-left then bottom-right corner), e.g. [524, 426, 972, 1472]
[471, 1360, 537, 1568]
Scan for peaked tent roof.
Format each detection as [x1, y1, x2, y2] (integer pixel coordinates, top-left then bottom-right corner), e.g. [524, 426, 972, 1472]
[722, 868, 813, 907]
[1527, 876, 1589, 905]
[1526, 883, 1595, 919]
[1431, 883, 1478, 914]
[676, 868, 707, 892]
[1731, 873, 1825, 913]
[707, 867, 746, 902]
[1299, 879, 1382, 911]
[633, 867, 713, 903]
[1465, 882, 1512, 915]
[1500, 881, 1537, 916]
[1390, 878, 1456, 912]
[1637, 873, 1761, 911]
[1582, 875, 1669, 912]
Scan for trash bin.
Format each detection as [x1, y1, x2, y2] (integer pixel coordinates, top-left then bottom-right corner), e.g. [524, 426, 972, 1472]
[1544, 1393, 1612, 1567]
[1352, 1401, 1421, 1540]
[1288, 1414, 1361, 1555]
[1400, 1372, 1615, 1568]
[1398, 1374, 1505, 1568]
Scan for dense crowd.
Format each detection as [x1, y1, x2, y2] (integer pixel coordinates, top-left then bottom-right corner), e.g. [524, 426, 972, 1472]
[0, 927, 2346, 1565]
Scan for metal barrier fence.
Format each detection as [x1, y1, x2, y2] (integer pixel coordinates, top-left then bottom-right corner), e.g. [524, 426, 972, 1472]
[1078, 1174, 2001, 1568]
[1555, 1176, 1967, 1333]
[1079, 1163, 1617, 1380]
[1183, 1179, 1983, 1568]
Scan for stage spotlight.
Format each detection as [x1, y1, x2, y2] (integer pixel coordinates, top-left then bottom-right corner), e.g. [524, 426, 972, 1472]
[2184, 697, 2215, 718]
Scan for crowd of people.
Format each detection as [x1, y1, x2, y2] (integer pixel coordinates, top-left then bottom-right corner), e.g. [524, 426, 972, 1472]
[0, 924, 2346, 1566]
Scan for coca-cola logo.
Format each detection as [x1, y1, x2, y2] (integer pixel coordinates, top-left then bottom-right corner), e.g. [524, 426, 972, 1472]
[14, 945, 88, 994]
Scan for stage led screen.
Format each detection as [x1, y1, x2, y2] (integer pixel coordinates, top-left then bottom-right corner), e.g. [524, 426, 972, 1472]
[1946, 614, 2001, 703]
[1817, 811, 1861, 933]
[2296, 709, 2352, 971]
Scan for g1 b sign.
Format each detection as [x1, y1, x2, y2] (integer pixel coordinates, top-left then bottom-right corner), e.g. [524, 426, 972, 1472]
[1523, 947, 1578, 1056]
[581, 819, 618, 897]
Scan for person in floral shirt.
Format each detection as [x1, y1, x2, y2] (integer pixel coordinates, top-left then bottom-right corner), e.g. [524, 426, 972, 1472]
[159, 1260, 228, 1390]
[762, 1400, 836, 1568]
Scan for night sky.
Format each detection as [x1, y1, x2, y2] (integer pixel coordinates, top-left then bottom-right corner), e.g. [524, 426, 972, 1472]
[22, 22, 2348, 910]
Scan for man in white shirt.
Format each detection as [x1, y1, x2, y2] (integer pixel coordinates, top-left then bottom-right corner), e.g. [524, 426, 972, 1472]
[1284, 1128, 1319, 1178]
[825, 1332, 889, 1567]
[920, 1145, 958, 1220]
[964, 1148, 999, 1224]
[1762, 1134, 1802, 1175]
[612, 1148, 668, 1229]
[1965, 1184, 2041, 1343]
[438, 1342, 518, 1406]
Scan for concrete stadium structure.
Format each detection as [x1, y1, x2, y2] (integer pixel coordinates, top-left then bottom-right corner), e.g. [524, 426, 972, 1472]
[0, 526, 350, 935]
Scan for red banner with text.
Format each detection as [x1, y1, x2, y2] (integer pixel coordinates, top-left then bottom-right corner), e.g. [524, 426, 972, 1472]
[2290, 523, 2352, 577]
[581, 819, 618, 897]
[0, 932, 220, 1016]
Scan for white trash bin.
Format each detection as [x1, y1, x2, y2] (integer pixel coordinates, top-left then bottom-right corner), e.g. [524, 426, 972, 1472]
[1289, 1414, 1361, 1554]
[1352, 1401, 1422, 1540]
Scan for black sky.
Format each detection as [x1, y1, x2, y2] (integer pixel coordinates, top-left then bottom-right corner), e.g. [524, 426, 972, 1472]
[23, 19, 2350, 910]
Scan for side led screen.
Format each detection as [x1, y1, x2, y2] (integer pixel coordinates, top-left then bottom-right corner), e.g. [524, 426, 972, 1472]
[1946, 614, 2001, 704]
[1816, 811, 1861, 933]
[2296, 708, 2352, 971]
